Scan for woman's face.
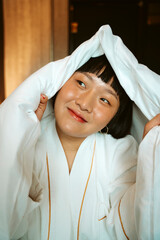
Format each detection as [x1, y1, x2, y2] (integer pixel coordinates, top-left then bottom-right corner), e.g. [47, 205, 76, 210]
[54, 72, 120, 139]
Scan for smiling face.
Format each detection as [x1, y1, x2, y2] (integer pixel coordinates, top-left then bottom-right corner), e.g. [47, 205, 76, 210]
[54, 71, 120, 141]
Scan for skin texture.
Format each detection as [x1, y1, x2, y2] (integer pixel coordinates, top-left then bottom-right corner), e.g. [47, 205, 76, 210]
[143, 113, 160, 139]
[54, 72, 119, 140]
[35, 94, 48, 121]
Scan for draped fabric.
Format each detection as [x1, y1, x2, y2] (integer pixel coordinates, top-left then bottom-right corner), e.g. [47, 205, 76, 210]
[0, 24, 160, 239]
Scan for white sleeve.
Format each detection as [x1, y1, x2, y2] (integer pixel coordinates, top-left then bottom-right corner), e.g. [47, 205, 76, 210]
[135, 126, 160, 239]
[105, 127, 160, 240]
[0, 60, 69, 239]
[103, 136, 138, 240]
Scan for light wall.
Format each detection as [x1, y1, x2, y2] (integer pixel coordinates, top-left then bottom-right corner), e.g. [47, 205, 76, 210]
[53, 0, 69, 60]
[3, 0, 69, 98]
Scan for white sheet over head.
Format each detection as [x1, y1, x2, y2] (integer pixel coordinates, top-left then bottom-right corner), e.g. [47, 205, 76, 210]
[1, 25, 160, 143]
[44, 25, 160, 142]
[0, 24, 160, 239]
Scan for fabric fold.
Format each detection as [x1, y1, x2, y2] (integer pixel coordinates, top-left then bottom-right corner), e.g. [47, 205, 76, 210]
[0, 24, 160, 239]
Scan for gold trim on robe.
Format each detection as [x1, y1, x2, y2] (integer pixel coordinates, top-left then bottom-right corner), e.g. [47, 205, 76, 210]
[46, 154, 51, 240]
[118, 199, 129, 240]
[77, 140, 96, 240]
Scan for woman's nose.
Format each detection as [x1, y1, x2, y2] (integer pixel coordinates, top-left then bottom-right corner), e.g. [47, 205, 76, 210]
[75, 91, 95, 112]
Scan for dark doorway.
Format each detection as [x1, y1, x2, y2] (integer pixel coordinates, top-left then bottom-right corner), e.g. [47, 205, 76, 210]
[69, 0, 160, 74]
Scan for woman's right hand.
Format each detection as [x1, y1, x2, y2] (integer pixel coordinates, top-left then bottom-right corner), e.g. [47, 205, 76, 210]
[35, 94, 48, 121]
[143, 113, 160, 139]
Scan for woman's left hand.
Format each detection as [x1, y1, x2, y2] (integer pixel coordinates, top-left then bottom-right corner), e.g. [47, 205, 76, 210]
[143, 113, 160, 139]
[35, 94, 48, 121]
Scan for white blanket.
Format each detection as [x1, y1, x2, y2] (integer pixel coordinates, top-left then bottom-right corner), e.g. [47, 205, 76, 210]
[0, 25, 160, 239]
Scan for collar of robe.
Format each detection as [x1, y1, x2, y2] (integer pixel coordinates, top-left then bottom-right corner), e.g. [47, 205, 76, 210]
[46, 140, 96, 240]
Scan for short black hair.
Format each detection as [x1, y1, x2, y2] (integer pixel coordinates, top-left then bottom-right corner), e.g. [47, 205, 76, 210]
[76, 55, 133, 139]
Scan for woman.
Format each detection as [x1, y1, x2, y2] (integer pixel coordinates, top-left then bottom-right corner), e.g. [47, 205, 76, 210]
[0, 25, 160, 240]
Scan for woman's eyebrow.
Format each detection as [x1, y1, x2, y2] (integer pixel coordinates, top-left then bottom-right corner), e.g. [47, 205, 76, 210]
[82, 72, 118, 100]
[81, 72, 93, 81]
[105, 89, 118, 100]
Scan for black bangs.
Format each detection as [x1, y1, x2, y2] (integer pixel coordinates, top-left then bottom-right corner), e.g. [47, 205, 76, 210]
[76, 55, 125, 98]
[76, 55, 115, 85]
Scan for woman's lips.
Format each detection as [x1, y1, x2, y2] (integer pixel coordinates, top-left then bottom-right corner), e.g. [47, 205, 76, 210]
[68, 108, 87, 123]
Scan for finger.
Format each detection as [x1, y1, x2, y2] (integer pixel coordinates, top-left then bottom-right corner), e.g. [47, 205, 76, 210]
[35, 103, 47, 121]
[143, 113, 160, 139]
[40, 94, 48, 104]
[35, 94, 48, 121]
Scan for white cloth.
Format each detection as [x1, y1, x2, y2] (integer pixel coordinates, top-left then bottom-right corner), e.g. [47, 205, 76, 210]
[12, 117, 138, 240]
[0, 25, 160, 239]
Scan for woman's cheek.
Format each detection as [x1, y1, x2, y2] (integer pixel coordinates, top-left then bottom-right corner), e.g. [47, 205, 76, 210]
[64, 87, 78, 100]
[94, 109, 109, 125]
[94, 106, 116, 126]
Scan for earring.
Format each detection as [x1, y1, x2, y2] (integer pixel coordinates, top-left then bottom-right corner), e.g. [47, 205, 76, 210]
[100, 126, 109, 134]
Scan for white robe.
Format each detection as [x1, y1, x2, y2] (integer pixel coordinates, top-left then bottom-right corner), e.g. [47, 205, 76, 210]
[0, 25, 160, 240]
[12, 115, 138, 240]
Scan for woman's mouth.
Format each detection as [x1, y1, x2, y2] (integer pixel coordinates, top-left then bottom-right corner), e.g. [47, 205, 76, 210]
[68, 108, 87, 123]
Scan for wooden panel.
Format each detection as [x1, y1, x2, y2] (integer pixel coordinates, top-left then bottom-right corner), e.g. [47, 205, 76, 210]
[53, 0, 69, 60]
[0, 0, 4, 103]
[3, 0, 52, 97]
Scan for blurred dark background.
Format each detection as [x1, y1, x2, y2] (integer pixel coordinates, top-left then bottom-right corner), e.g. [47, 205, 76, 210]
[69, 0, 160, 74]
[0, 0, 160, 103]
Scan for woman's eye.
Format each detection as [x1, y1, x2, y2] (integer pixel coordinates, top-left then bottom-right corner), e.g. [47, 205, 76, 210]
[77, 80, 86, 88]
[101, 98, 110, 105]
